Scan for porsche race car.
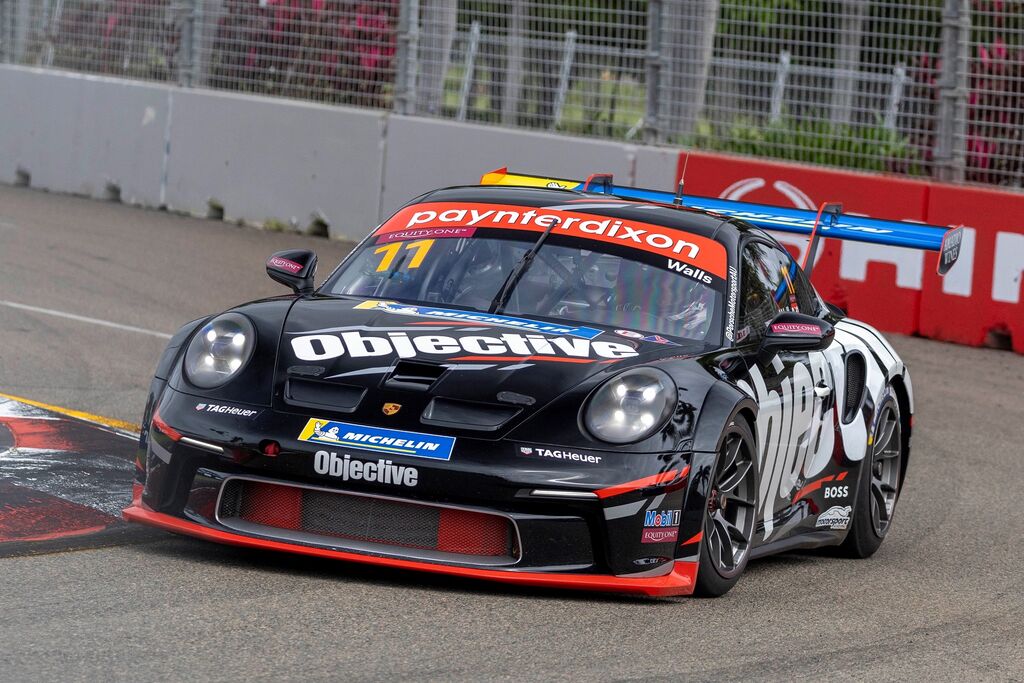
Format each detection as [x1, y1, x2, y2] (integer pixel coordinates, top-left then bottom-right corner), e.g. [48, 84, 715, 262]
[124, 169, 962, 596]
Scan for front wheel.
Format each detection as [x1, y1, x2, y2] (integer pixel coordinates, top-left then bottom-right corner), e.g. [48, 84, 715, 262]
[694, 419, 758, 598]
[838, 394, 904, 558]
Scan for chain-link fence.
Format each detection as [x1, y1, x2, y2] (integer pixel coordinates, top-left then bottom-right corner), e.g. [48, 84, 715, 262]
[1, 0, 1023, 188]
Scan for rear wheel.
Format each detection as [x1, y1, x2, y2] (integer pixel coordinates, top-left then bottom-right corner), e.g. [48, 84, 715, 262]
[838, 395, 904, 558]
[694, 419, 758, 598]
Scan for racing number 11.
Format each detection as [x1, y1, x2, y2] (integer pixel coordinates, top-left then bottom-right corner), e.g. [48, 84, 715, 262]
[374, 239, 435, 272]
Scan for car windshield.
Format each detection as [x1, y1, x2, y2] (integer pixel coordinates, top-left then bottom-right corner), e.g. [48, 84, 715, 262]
[324, 230, 725, 345]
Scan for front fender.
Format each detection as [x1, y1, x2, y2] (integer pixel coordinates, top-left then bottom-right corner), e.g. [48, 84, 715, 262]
[690, 381, 758, 454]
[155, 317, 211, 380]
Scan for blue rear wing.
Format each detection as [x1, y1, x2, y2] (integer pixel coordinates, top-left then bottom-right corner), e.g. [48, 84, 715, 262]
[480, 168, 963, 275]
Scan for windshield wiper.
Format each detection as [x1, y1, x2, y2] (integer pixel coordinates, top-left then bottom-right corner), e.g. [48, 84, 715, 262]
[488, 217, 561, 313]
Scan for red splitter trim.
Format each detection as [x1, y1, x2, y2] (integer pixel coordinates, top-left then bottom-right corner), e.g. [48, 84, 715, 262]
[122, 505, 697, 597]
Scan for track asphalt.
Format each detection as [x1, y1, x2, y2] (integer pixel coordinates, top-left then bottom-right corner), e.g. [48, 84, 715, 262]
[1, 185, 1023, 681]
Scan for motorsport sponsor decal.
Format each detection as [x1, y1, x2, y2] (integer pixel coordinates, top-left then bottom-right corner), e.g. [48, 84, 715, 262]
[737, 352, 839, 539]
[290, 329, 637, 362]
[644, 509, 681, 528]
[195, 403, 260, 418]
[642, 508, 681, 542]
[633, 556, 670, 567]
[267, 256, 303, 273]
[642, 334, 677, 346]
[298, 419, 455, 461]
[666, 259, 713, 284]
[641, 528, 679, 543]
[518, 445, 603, 465]
[823, 485, 849, 499]
[816, 505, 852, 530]
[313, 450, 418, 487]
[375, 203, 728, 279]
[724, 265, 738, 342]
[354, 300, 604, 339]
[771, 322, 822, 335]
[614, 330, 676, 346]
[375, 226, 476, 244]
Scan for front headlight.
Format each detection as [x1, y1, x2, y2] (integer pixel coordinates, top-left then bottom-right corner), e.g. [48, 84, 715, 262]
[584, 368, 676, 444]
[183, 313, 256, 389]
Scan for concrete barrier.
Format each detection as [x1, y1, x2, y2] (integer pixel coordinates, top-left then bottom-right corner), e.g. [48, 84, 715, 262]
[0, 66, 168, 205]
[1, 65, 671, 239]
[164, 89, 386, 237]
[379, 115, 643, 218]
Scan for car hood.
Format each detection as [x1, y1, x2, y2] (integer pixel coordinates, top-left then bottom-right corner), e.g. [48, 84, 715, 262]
[276, 296, 700, 434]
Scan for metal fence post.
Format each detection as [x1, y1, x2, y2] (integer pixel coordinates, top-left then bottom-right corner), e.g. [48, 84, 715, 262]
[501, 0, 524, 126]
[177, 0, 197, 87]
[0, 0, 8, 63]
[393, 0, 419, 115]
[551, 30, 577, 129]
[456, 21, 481, 122]
[934, 0, 970, 183]
[830, 0, 866, 128]
[643, 0, 663, 144]
[769, 50, 791, 125]
[12, 0, 28, 62]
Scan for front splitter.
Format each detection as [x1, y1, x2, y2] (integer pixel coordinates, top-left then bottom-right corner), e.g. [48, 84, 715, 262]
[123, 503, 698, 597]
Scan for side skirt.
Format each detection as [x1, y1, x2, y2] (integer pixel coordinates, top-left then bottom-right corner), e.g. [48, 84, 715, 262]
[750, 530, 837, 559]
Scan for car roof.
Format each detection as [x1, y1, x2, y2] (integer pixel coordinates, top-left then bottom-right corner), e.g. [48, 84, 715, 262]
[413, 185, 752, 246]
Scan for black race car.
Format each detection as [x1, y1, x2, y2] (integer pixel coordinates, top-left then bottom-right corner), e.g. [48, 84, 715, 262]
[124, 169, 962, 596]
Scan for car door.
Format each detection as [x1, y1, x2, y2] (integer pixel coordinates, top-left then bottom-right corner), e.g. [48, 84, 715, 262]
[734, 239, 838, 542]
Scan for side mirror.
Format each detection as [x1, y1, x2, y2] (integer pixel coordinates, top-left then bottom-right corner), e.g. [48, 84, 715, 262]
[267, 250, 317, 295]
[761, 312, 834, 353]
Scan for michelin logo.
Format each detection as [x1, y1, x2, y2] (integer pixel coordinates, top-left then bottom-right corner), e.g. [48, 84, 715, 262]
[354, 300, 604, 339]
[298, 419, 455, 461]
[815, 505, 853, 530]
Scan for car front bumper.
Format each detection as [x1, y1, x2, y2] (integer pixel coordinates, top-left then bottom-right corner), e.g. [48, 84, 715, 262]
[125, 385, 714, 596]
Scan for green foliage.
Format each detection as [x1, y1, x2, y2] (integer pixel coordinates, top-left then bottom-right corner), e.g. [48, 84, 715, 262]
[690, 115, 927, 175]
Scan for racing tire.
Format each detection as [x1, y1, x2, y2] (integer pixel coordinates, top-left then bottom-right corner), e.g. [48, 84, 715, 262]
[837, 394, 904, 559]
[694, 418, 758, 598]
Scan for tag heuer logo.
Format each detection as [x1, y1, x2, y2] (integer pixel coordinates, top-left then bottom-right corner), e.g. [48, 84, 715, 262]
[520, 447, 533, 455]
[196, 403, 206, 411]
[382, 402, 402, 416]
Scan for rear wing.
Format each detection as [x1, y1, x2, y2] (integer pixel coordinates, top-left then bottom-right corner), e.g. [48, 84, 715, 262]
[480, 168, 963, 275]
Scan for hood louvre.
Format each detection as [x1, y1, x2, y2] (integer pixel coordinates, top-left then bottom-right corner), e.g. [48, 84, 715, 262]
[384, 360, 448, 391]
[421, 397, 521, 432]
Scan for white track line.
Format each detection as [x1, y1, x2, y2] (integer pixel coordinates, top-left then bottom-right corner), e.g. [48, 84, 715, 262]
[0, 300, 173, 339]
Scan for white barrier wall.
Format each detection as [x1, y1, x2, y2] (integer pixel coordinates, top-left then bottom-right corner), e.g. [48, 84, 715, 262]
[0, 67, 169, 205]
[0, 65, 682, 240]
[164, 89, 386, 236]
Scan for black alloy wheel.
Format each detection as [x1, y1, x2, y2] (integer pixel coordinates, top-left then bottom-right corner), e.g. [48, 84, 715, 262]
[869, 402, 902, 537]
[838, 394, 905, 558]
[695, 419, 757, 597]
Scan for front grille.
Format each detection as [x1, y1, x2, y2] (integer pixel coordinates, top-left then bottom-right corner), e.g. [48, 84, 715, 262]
[217, 478, 519, 565]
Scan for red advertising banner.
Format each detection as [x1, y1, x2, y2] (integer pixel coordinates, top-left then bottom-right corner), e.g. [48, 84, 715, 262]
[919, 184, 1024, 353]
[674, 151, 1024, 352]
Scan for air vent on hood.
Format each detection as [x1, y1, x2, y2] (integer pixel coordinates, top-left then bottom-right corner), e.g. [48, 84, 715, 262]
[384, 360, 448, 391]
[421, 397, 521, 432]
[285, 378, 366, 413]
